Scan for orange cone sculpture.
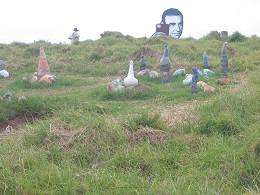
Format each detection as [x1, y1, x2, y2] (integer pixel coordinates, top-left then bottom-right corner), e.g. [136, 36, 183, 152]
[37, 44, 50, 76]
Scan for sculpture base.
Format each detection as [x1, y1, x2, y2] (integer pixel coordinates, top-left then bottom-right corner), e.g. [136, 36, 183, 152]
[161, 72, 172, 83]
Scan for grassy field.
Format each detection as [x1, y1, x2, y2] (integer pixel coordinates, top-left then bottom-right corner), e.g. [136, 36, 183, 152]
[0, 31, 259, 194]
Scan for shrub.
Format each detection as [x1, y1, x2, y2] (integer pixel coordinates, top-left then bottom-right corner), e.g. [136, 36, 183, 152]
[202, 31, 221, 40]
[89, 51, 101, 61]
[229, 31, 246, 42]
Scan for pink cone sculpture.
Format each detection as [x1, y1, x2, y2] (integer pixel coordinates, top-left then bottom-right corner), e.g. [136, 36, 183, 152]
[37, 44, 50, 76]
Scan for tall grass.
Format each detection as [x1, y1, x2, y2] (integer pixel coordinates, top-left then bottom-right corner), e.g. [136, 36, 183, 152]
[0, 32, 259, 194]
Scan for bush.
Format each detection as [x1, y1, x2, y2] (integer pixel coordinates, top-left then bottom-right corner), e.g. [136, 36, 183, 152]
[202, 31, 221, 40]
[229, 31, 246, 42]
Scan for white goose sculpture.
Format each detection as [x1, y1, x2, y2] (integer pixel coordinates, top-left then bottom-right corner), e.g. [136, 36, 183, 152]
[123, 60, 138, 89]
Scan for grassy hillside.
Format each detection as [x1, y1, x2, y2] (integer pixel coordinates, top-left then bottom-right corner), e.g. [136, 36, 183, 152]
[0, 31, 259, 194]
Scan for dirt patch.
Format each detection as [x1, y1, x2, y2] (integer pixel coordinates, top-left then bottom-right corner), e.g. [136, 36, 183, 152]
[129, 126, 167, 145]
[131, 47, 160, 60]
[132, 83, 149, 91]
[49, 121, 85, 147]
[160, 101, 200, 124]
[0, 112, 45, 132]
[128, 125, 207, 146]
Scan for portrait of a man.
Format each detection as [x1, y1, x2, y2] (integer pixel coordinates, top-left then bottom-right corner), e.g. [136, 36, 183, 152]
[151, 8, 184, 39]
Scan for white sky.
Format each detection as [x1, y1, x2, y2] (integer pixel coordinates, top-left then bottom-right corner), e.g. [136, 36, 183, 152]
[1, 0, 260, 44]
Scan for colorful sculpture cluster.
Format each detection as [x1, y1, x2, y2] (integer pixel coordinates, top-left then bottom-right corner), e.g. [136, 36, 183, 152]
[1, 41, 230, 106]
[107, 42, 229, 94]
[107, 78, 125, 92]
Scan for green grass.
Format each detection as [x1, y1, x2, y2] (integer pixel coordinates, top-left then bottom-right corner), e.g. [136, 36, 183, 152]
[0, 31, 259, 194]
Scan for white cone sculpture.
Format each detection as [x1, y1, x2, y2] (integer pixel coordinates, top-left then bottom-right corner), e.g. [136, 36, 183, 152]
[123, 60, 138, 89]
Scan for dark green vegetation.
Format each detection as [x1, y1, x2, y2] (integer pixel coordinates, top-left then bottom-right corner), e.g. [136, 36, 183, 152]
[0, 31, 259, 194]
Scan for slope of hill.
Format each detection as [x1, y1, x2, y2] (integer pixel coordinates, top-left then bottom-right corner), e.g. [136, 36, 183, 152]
[0, 31, 259, 194]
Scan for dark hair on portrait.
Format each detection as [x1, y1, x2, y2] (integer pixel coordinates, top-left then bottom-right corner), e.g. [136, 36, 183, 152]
[161, 8, 183, 24]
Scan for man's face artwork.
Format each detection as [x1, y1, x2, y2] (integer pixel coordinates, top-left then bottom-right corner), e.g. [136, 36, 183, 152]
[165, 15, 183, 38]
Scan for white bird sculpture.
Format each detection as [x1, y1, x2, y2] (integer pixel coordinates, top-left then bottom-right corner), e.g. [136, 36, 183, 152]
[123, 60, 138, 89]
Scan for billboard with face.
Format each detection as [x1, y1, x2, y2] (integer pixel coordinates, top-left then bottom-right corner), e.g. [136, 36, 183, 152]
[151, 8, 183, 39]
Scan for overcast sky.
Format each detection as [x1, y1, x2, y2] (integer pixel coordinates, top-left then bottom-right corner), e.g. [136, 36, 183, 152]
[1, 0, 260, 44]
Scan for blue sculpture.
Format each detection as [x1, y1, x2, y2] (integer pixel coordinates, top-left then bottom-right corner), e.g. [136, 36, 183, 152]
[202, 51, 210, 69]
[190, 75, 198, 93]
[192, 67, 199, 82]
[140, 55, 147, 71]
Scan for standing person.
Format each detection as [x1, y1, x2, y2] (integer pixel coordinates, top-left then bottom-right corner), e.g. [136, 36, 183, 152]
[68, 28, 80, 44]
[151, 8, 184, 39]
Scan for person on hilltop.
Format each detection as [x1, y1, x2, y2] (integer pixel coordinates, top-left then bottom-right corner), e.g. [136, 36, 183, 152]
[68, 28, 80, 44]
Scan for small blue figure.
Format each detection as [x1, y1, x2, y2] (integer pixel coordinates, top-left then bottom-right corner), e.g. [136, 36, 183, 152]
[202, 51, 210, 69]
[190, 75, 198, 93]
[192, 67, 199, 82]
[140, 55, 147, 71]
